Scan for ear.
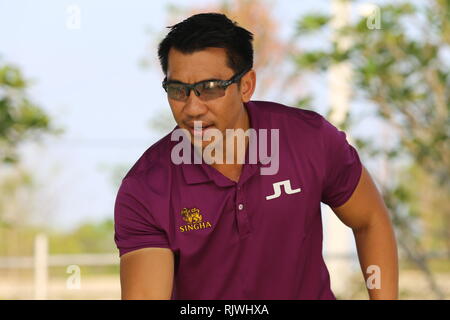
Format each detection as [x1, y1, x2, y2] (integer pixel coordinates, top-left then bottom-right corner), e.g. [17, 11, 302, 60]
[240, 69, 256, 103]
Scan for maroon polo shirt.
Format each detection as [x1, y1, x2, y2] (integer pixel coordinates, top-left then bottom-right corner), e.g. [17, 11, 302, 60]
[114, 100, 362, 299]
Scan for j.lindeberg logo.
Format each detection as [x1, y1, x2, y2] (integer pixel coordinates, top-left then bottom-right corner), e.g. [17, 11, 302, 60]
[179, 207, 212, 232]
[266, 179, 301, 200]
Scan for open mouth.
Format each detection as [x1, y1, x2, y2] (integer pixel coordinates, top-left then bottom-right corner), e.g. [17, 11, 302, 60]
[187, 124, 214, 136]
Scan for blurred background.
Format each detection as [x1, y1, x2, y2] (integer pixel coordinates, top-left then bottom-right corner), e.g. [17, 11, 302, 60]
[0, 0, 448, 300]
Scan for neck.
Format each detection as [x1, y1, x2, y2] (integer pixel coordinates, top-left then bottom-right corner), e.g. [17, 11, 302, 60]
[221, 104, 250, 165]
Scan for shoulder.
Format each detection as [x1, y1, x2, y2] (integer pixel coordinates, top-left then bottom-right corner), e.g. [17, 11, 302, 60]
[248, 100, 329, 136]
[247, 100, 348, 164]
[121, 129, 176, 186]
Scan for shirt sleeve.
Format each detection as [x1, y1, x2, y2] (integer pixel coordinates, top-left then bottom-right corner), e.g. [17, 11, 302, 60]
[114, 176, 170, 257]
[320, 117, 363, 208]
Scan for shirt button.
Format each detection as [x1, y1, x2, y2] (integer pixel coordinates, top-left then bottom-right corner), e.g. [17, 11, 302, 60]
[238, 204, 244, 210]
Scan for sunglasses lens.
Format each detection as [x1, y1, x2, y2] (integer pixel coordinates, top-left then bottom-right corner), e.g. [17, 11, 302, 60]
[167, 84, 187, 101]
[196, 82, 226, 101]
[165, 81, 227, 101]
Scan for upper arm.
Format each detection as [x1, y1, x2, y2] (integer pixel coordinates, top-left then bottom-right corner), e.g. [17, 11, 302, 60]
[114, 177, 171, 256]
[331, 165, 391, 231]
[120, 247, 174, 300]
[318, 116, 389, 229]
[320, 116, 363, 208]
[114, 177, 174, 299]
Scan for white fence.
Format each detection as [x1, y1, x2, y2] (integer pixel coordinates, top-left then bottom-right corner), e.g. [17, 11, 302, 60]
[0, 233, 120, 299]
[0, 233, 360, 300]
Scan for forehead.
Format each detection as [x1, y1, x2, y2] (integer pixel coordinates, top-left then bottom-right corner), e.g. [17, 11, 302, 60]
[167, 47, 234, 82]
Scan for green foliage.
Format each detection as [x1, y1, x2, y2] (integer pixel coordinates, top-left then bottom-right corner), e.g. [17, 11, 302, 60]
[0, 218, 116, 256]
[0, 61, 61, 164]
[296, 13, 330, 34]
[294, 95, 313, 109]
[294, 0, 449, 201]
[294, 0, 450, 298]
[48, 218, 116, 254]
[295, 51, 330, 71]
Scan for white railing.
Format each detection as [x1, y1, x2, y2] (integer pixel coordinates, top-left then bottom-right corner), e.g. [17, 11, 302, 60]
[0, 233, 120, 299]
[0, 233, 360, 300]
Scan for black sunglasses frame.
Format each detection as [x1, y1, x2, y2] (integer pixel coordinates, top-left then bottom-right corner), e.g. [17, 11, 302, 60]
[162, 67, 251, 100]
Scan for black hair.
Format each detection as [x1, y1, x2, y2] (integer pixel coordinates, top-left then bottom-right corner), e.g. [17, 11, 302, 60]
[157, 13, 254, 77]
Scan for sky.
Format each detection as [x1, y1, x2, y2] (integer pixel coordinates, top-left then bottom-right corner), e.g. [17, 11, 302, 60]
[0, 0, 387, 236]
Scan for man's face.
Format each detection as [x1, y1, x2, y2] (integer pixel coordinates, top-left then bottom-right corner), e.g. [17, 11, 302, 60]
[165, 47, 255, 150]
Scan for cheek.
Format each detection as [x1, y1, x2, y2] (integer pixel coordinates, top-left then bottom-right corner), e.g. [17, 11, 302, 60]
[169, 102, 184, 122]
[209, 102, 229, 124]
[212, 105, 238, 131]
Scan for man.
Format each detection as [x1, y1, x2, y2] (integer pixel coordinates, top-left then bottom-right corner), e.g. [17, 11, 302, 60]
[114, 13, 398, 300]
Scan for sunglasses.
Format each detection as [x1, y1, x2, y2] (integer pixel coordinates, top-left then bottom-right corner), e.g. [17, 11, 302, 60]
[162, 68, 250, 102]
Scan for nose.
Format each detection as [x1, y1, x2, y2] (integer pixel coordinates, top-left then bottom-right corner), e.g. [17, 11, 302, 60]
[183, 88, 208, 118]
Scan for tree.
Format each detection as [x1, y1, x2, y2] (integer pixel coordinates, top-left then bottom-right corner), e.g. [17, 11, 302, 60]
[0, 59, 60, 253]
[0, 60, 58, 164]
[293, 0, 449, 298]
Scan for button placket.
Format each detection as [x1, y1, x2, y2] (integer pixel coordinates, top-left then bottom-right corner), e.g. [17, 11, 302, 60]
[236, 184, 251, 237]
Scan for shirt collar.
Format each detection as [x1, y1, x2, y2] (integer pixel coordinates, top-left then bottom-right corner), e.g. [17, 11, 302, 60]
[177, 101, 269, 186]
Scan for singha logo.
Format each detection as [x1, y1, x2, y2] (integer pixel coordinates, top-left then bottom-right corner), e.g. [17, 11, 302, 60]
[179, 207, 212, 233]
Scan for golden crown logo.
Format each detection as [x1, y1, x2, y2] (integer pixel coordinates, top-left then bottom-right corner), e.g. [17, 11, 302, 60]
[179, 207, 212, 232]
[181, 207, 202, 224]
